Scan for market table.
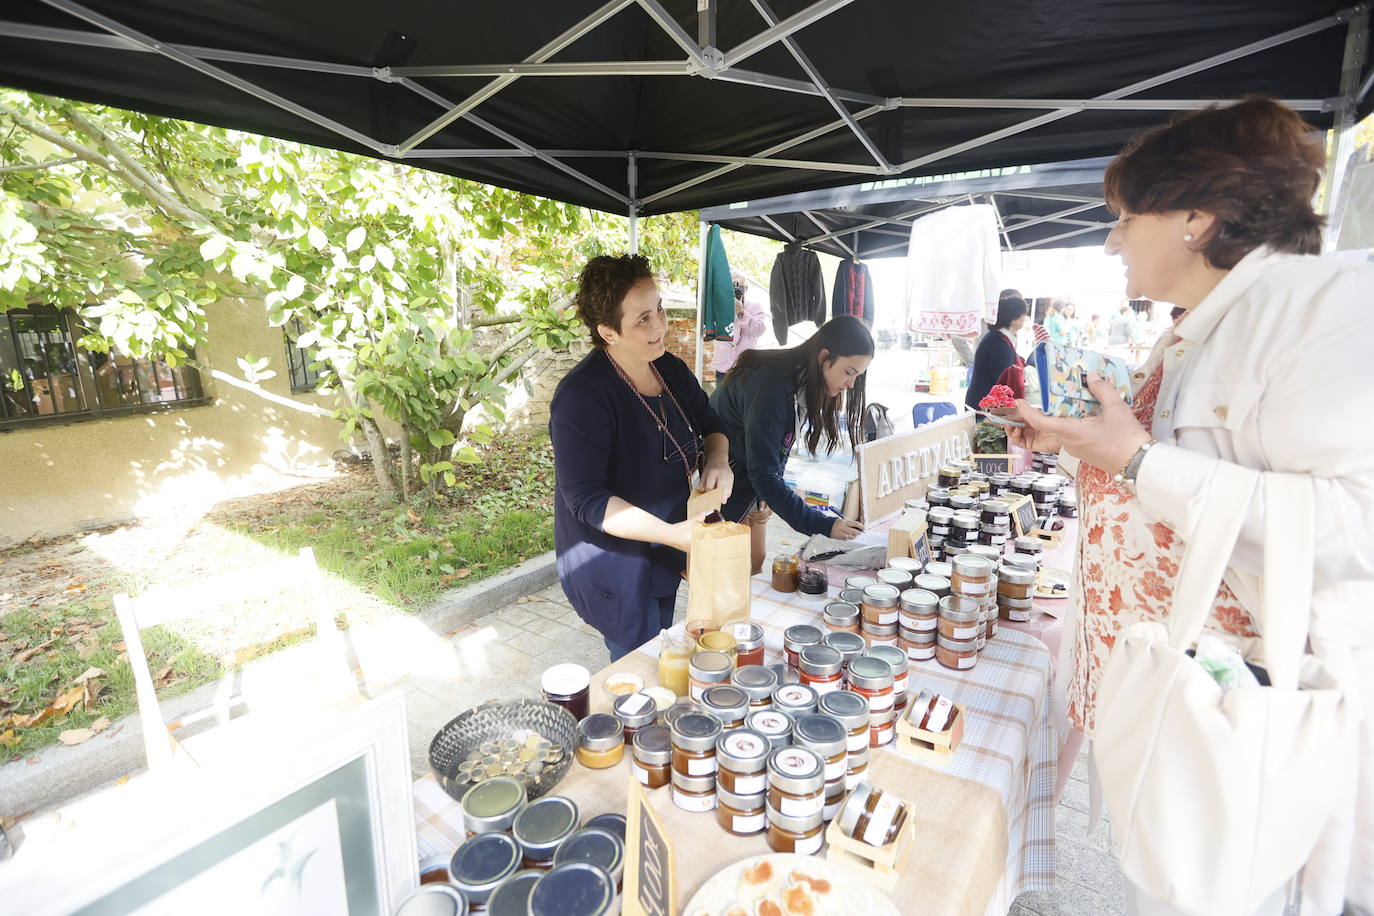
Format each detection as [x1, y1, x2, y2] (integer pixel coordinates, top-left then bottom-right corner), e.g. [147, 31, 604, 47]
[415, 570, 1056, 916]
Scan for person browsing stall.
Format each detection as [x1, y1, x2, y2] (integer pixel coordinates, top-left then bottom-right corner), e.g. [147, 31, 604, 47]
[965, 292, 1029, 409]
[711, 315, 873, 574]
[550, 255, 733, 661]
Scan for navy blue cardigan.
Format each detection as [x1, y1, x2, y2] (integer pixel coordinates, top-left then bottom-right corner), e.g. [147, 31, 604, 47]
[550, 349, 720, 639]
[965, 330, 1018, 410]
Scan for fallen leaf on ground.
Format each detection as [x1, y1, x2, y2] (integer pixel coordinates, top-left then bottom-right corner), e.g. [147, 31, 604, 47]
[0, 730, 18, 748]
[63, 584, 87, 595]
[72, 666, 105, 684]
[112, 641, 126, 652]
[13, 637, 57, 664]
[77, 641, 98, 661]
[9, 685, 84, 728]
[153, 666, 174, 686]
[406, 507, 423, 525]
[90, 716, 111, 733]
[454, 568, 471, 579]
[58, 728, 96, 746]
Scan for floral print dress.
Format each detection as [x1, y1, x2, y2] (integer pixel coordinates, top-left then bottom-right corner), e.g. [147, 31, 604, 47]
[1068, 362, 1259, 735]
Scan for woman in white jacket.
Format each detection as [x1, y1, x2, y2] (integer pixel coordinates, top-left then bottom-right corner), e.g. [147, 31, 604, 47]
[1012, 98, 1373, 915]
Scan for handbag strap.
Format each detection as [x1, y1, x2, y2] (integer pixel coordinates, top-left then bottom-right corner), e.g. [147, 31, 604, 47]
[1261, 473, 1313, 691]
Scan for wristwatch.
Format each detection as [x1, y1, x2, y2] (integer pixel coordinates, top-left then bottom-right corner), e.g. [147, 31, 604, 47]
[1113, 439, 1157, 491]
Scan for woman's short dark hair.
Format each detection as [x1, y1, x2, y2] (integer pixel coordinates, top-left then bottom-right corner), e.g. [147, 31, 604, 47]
[994, 295, 1029, 330]
[574, 254, 653, 347]
[1103, 97, 1325, 269]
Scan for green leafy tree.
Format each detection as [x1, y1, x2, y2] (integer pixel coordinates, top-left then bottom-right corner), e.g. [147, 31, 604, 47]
[0, 90, 698, 500]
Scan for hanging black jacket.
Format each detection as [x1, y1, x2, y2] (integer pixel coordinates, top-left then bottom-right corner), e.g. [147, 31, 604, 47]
[768, 243, 825, 344]
[831, 260, 875, 325]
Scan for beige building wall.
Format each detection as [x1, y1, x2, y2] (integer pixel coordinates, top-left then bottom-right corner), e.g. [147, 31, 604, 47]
[0, 299, 354, 545]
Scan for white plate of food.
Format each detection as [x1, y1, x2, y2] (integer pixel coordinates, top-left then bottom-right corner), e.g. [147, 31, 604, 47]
[1034, 566, 1071, 599]
[684, 853, 899, 916]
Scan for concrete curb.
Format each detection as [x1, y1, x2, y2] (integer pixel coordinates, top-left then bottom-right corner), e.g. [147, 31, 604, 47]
[0, 552, 559, 818]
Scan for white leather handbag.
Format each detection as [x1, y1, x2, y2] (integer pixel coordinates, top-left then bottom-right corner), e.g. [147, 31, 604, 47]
[1092, 466, 1354, 916]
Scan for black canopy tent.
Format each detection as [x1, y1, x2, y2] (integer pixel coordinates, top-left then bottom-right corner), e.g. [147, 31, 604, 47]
[0, 0, 1369, 230]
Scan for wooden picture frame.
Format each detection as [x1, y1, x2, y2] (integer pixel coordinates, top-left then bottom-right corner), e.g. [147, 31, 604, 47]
[624, 777, 676, 916]
[971, 453, 1014, 475]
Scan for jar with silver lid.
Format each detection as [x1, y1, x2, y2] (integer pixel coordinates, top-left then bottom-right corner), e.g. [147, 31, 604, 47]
[798, 644, 844, 694]
[395, 884, 469, 916]
[731, 665, 779, 708]
[924, 560, 953, 580]
[860, 583, 902, 627]
[864, 645, 911, 702]
[772, 681, 818, 715]
[584, 813, 626, 842]
[701, 684, 750, 729]
[817, 688, 870, 754]
[784, 624, 824, 670]
[1013, 536, 1044, 556]
[844, 574, 878, 590]
[913, 573, 950, 597]
[747, 707, 794, 748]
[687, 650, 732, 702]
[887, 556, 922, 573]
[553, 827, 625, 888]
[512, 795, 580, 869]
[951, 554, 996, 598]
[717, 784, 768, 836]
[876, 568, 913, 590]
[461, 776, 527, 835]
[670, 712, 723, 778]
[927, 534, 945, 560]
[767, 745, 826, 798]
[449, 831, 521, 908]
[822, 629, 866, 664]
[613, 691, 658, 740]
[925, 487, 950, 507]
[528, 862, 615, 916]
[716, 727, 771, 796]
[1058, 491, 1078, 517]
[899, 588, 939, 634]
[791, 713, 848, 782]
[631, 724, 673, 789]
[845, 656, 895, 714]
[670, 769, 718, 812]
[968, 543, 1001, 563]
[837, 587, 865, 605]
[864, 622, 899, 647]
[767, 662, 800, 686]
[486, 869, 542, 916]
[663, 698, 704, 729]
[949, 494, 976, 512]
[822, 601, 861, 633]
[899, 624, 937, 661]
[1004, 551, 1040, 572]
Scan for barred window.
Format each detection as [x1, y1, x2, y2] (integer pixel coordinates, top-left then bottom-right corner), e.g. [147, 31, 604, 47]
[0, 306, 204, 428]
[283, 317, 322, 392]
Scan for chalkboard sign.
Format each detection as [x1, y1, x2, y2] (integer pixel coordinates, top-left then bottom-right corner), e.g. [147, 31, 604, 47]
[624, 778, 675, 916]
[971, 453, 1013, 475]
[1006, 494, 1038, 538]
[912, 529, 932, 568]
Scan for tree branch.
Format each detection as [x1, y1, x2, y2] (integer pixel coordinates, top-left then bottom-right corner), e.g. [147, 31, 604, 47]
[480, 327, 533, 375]
[0, 156, 79, 174]
[469, 313, 521, 328]
[491, 347, 537, 388]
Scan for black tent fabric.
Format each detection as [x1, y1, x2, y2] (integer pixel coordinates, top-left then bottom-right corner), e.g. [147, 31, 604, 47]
[0, 1, 1366, 215]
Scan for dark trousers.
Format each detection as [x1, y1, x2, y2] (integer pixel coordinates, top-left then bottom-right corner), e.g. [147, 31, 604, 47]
[603, 592, 678, 661]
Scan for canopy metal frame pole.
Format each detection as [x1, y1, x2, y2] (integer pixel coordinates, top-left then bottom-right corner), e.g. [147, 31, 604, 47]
[1003, 201, 1107, 233]
[695, 222, 708, 381]
[799, 210, 856, 258]
[1324, 4, 1370, 248]
[723, 0, 856, 68]
[628, 151, 639, 253]
[1018, 223, 1119, 249]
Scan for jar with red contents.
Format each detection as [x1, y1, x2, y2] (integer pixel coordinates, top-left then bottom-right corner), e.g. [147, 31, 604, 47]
[863, 645, 910, 710]
[823, 602, 861, 634]
[798, 644, 844, 695]
[844, 656, 895, 715]
[860, 583, 901, 627]
[783, 625, 823, 671]
[822, 630, 865, 669]
[730, 621, 766, 668]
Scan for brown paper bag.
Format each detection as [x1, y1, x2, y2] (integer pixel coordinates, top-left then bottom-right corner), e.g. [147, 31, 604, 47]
[685, 520, 752, 626]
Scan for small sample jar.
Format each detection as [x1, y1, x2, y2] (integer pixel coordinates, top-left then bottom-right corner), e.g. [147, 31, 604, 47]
[797, 564, 829, 600]
[688, 650, 732, 702]
[553, 828, 624, 890]
[613, 691, 658, 742]
[837, 587, 865, 606]
[862, 622, 898, 647]
[938, 597, 982, 641]
[670, 712, 722, 778]
[798, 644, 844, 694]
[864, 645, 910, 703]
[748, 708, 794, 748]
[418, 853, 451, 885]
[540, 663, 590, 722]
[823, 601, 861, 634]
[631, 724, 672, 789]
[951, 554, 994, 598]
[575, 714, 625, 770]
[686, 618, 719, 647]
[697, 630, 738, 665]
[792, 713, 848, 783]
[771, 553, 800, 592]
[783, 625, 823, 670]
[767, 745, 825, 818]
[450, 832, 521, 911]
[876, 568, 914, 591]
[818, 689, 870, 754]
[936, 633, 979, 670]
[766, 806, 824, 855]
[462, 776, 527, 837]
[731, 621, 766, 668]
[899, 626, 937, 661]
[838, 783, 910, 848]
[898, 588, 939, 632]
[822, 630, 866, 667]
[844, 656, 895, 714]
[772, 681, 818, 716]
[860, 584, 901, 626]
[731, 665, 778, 710]
[716, 728, 771, 795]
[845, 574, 878, 590]
[701, 684, 750, 730]
[998, 564, 1034, 600]
[717, 785, 767, 836]
[528, 862, 615, 916]
[913, 573, 950, 598]
[670, 770, 718, 812]
[869, 714, 896, 748]
[512, 795, 579, 870]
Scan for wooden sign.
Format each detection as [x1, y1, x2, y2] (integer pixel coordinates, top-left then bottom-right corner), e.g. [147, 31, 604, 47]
[624, 777, 676, 916]
[857, 412, 976, 523]
[971, 453, 1013, 475]
[912, 529, 932, 568]
[1006, 494, 1037, 539]
[886, 510, 926, 564]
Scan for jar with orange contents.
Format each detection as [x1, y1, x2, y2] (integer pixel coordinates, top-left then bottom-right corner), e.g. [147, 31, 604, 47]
[783, 625, 823, 671]
[715, 728, 770, 796]
[844, 657, 895, 715]
[687, 651, 732, 702]
[730, 621, 766, 668]
[797, 645, 844, 695]
[716, 784, 766, 836]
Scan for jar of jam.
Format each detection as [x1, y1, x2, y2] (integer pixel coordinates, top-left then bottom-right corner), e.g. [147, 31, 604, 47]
[822, 631, 865, 669]
[730, 621, 766, 668]
[912, 573, 950, 598]
[670, 770, 717, 812]
[863, 645, 910, 705]
[747, 708, 794, 748]
[512, 795, 579, 869]
[771, 681, 818, 716]
[986, 611, 999, 640]
[898, 588, 939, 632]
[844, 574, 878, 590]
[1000, 595, 1034, 622]
[553, 828, 625, 890]
[540, 663, 590, 722]
[938, 597, 982, 641]
[731, 665, 778, 710]
[688, 650, 732, 702]
[527, 862, 614, 916]
[797, 564, 829, 601]
[766, 806, 824, 855]
[768, 662, 800, 686]
[927, 506, 953, 538]
[926, 487, 950, 508]
[663, 698, 705, 729]
[766, 746, 825, 819]
[487, 871, 544, 916]
[584, 813, 626, 842]
[846, 755, 870, 790]
[888, 556, 922, 574]
[1010, 475, 1035, 496]
[449, 832, 521, 911]
[861, 621, 898, 647]
[462, 776, 528, 835]
[697, 629, 738, 665]
[998, 565, 1034, 600]
[1058, 492, 1078, 517]
[716, 728, 771, 795]
[980, 500, 1011, 525]
[631, 724, 672, 789]
[837, 587, 865, 606]
[936, 633, 978, 670]
[613, 691, 658, 742]
[670, 712, 722, 777]
[860, 583, 901, 626]
[823, 601, 861, 634]
[927, 535, 945, 561]
[417, 853, 451, 885]
[823, 778, 847, 822]
[937, 466, 961, 488]
[869, 713, 896, 748]
[716, 785, 767, 836]
[576, 714, 625, 770]
[1013, 536, 1043, 557]
[818, 689, 870, 755]
[798, 645, 844, 694]
[876, 568, 913, 591]
[968, 543, 1001, 563]
[949, 493, 976, 512]
[783, 625, 823, 671]
[701, 684, 750, 730]
[771, 553, 800, 592]
[792, 713, 847, 783]
[838, 783, 910, 848]
[899, 626, 937, 661]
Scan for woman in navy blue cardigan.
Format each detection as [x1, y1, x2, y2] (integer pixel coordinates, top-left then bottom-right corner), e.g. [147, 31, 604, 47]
[550, 255, 733, 660]
[965, 293, 1030, 410]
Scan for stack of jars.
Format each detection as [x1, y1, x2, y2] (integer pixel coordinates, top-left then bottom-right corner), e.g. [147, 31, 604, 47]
[765, 746, 826, 855]
[844, 655, 897, 748]
[997, 562, 1036, 622]
[928, 506, 953, 545]
[715, 728, 771, 837]
[783, 625, 823, 672]
[793, 714, 849, 822]
[859, 583, 901, 647]
[949, 511, 980, 554]
[1006, 535, 1043, 573]
[818, 689, 870, 789]
[988, 472, 1014, 498]
[1031, 477, 1062, 519]
[822, 600, 860, 635]
[701, 685, 749, 730]
[670, 712, 722, 812]
[687, 650, 732, 702]
[1058, 490, 1078, 518]
[926, 487, 950, 509]
[1032, 451, 1059, 475]
[897, 587, 938, 661]
[798, 644, 845, 695]
[939, 554, 996, 669]
[979, 499, 1012, 550]
[865, 645, 911, 714]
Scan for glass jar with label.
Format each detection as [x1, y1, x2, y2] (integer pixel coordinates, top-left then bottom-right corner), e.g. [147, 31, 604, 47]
[747, 708, 793, 748]
[823, 777, 847, 822]
[950, 492, 977, 512]
[766, 745, 825, 819]
[937, 465, 961, 488]
[771, 553, 800, 593]
[730, 664, 778, 710]
[926, 486, 950, 508]
[912, 573, 950, 598]
[792, 713, 847, 784]
[462, 776, 528, 836]
[657, 633, 694, 698]
[980, 500, 1010, 525]
[822, 601, 861, 634]
[670, 770, 718, 812]
[888, 556, 922, 574]
[575, 714, 625, 770]
[927, 506, 953, 539]
[936, 633, 979, 670]
[766, 807, 824, 855]
[687, 650, 732, 702]
[696, 629, 738, 666]
[860, 583, 901, 627]
[838, 783, 910, 848]
[630, 724, 672, 789]
[876, 568, 913, 591]
[898, 587, 939, 632]
[818, 689, 870, 755]
[951, 554, 995, 597]
[869, 712, 896, 748]
[767, 662, 800, 687]
[999, 594, 1034, 622]
[938, 596, 982, 641]
[512, 795, 579, 870]
[613, 691, 658, 743]
[670, 712, 722, 778]
[837, 587, 865, 606]
[968, 543, 1002, 564]
[485, 870, 542, 916]
[771, 681, 818, 716]
[798, 644, 844, 694]
[846, 754, 869, 790]
[862, 645, 910, 705]
[862, 621, 898, 647]
[822, 630, 866, 668]
[783, 624, 823, 670]
[997, 564, 1034, 600]
[716, 785, 767, 836]
[1058, 492, 1078, 517]
[731, 621, 766, 668]
[701, 684, 750, 730]
[1013, 535, 1043, 557]
[553, 828, 625, 890]
[716, 728, 771, 796]
[663, 698, 704, 730]
[924, 560, 952, 579]
[899, 625, 937, 661]
[449, 831, 522, 911]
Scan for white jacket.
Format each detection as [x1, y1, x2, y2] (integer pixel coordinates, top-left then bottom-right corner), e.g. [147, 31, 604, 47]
[1130, 247, 1374, 914]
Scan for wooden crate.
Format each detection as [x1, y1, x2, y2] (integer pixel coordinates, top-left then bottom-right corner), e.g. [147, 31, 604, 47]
[895, 702, 966, 764]
[824, 799, 915, 891]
